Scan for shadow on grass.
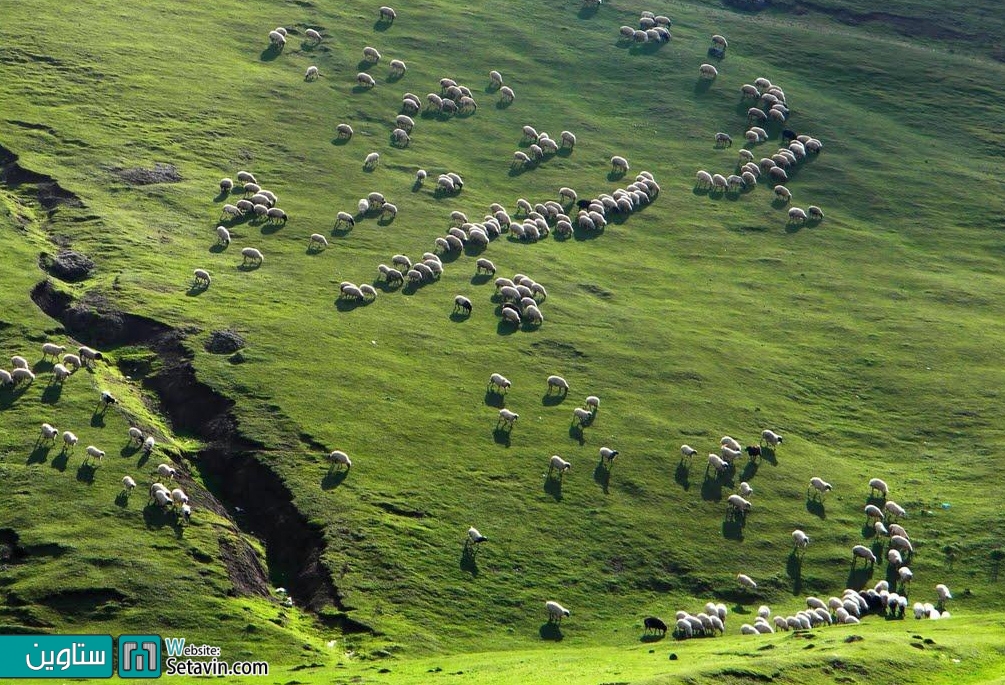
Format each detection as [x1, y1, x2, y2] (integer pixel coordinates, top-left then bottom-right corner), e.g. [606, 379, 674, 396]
[593, 459, 610, 494]
[846, 562, 874, 590]
[761, 446, 777, 465]
[495, 100, 512, 110]
[136, 450, 151, 468]
[674, 460, 690, 491]
[259, 45, 283, 62]
[787, 551, 803, 595]
[577, 5, 598, 19]
[784, 221, 803, 234]
[50, 450, 69, 472]
[541, 393, 566, 407]
[496, 320, 519, 336]
[606, 170, 626, 182]
[694, 79, 712, 95]
[568, 423, 585, 445]
[722, 519, 745, 541]
[186, 283, 208, 297]
[539, 622, 564, 641]
[114, 491, 130, 508]
[740, 459, 759, 482]
[460, 545, 478, 576]
[90, 411, 106, 428]
[373, 19, 392, 32]
[213, 190, 229, 203]
[143, 503, 180, 533]
[448, 311, 470, 323]
[470, 273, 492, 286]
[76, 463, 97, 484]
[335, 298, 364, 312]
[640, 633, 665, 643]
[484, 390, 504, 408]
[27, 445, 51, 465]
[321, 468, 349, 490]
[40, 383, 63, 404]
[806, 498, 826, 519]
[692, 186, 710, 197]
[544, 475, 563, 501]
[701, 473, 723, 502]
[492, 427, 511, 447]
[208, 243, 228, 254]
[237, 262, 262, 273]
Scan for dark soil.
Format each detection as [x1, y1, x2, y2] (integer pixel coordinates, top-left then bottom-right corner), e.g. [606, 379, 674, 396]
[206, 329, 245, 354]
[109, 163, 182, 185]
[38, 250, 95, 282]
[0, 142, 83, 212]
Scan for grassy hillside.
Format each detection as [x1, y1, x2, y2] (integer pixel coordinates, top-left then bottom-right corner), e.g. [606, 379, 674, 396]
[1, 0, 1005, 682]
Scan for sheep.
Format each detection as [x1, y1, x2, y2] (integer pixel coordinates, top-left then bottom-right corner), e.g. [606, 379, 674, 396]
[252, 203, 269, 217]
[936, 584, 952, 602]
[127, 427, 144, 445]
[707, 454, 729, 474]
[219, 178, 234, 194]
[727, 494, 752, 513]
[852, 544, 877, 565]
[357, 72, 376, 88]
[157, 462, 177, 479]
[714, 132, 732, 148]
[359, 284, 378, 302]
[50, 363, 71, 383]
[559, 131, 577, 150]
[180, 503, 192, 523]
[484, 373, 512, 394]
[695, 170, 714, 189]
[62, 431, 78, 452]
[221, 203, 243, 219]
[720, 446, 742, 463]
[545, 601, 570, 623]
[85, 445, 106, 464]
[269, 30, 286, 48]
[548, 455, 571, 477]
[792, 529, 810, 550]
[680, 445, 697, 459]
[41, 342, 66, 361]
[453, 295, 473, 315]
[885, 501, 907, 519]
[699, 63, 718, 79]
[572, 407, 592, 426]
[610, 156, 629, 174]
[875, 521, 889, 537]
[304, 28, 322, 44]
[808, 205, 824, 221]
[465, 526, 488, 549]
[39, 422, 59, 443]
[378, 5, 396, 21]
[305, 65, 320, 81]
[546, 375, 569, 394]
[769, 167, 789, 182]
[12, 368, 35, 385]
[773, 185, 792, 203]
[153, 489, 173, 507]
[241, 247, 264, 265]
[389, 59, 406, 77]
[721, 436, 742, 451]
[497, 408, 519, 428]
[499, 86, 515, 103]
[142, 436, 156, 454]
[364, 152, 380, 169]
[122, 476, 137, 493]
[307, 233, 329, 251]
[171, 487, 188, 505]
[336, 123, 354, 140]
[523, 305, 544, 325]
[362, 46, 381, 63]
[898, 566, 913, 585]
[711, 173, 728, 191]
[191, 268, 211, 288]
[738, 482, 753, 497]
[808, 477, 832, 498]
[888, 523, 908, 539]
[737, 573, 757, 590]
[329, 450, 352, 470]
[380, 203, 398, 220]
[643, 616, 668, 635]
[788, 207, 808, 223]
[761, 429, 783, 446]
[864, 504, 884, 521]
[11, 355, 29, 369]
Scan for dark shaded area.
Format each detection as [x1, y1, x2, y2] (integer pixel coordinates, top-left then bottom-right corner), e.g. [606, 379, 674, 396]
[109, 163, 181, 185]
[459, 545, 478, 576]
[674, 460, 690, 491]
[806, 498, 826, 519]
[593, 459, 610, 494]
[543, 475, 563, 501]
[205, 330, 245, 354]
[38, 250, 95, 282]
[0, 143, 84, 212]
[787, 551, 803, 595]
[539, 622, 564, 640]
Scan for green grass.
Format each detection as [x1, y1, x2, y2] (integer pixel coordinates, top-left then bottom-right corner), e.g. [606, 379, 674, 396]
[1, 0, 1005, 682]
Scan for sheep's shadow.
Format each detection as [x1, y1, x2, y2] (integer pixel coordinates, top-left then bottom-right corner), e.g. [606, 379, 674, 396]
[495, 100, 512, 110]
[722, 519, 745, 541]
[237, 262, 262, 272]
[259, 45, 283, 61]
[541, 393, 566, 407]
[496, 320, 519, 336]
[90, 412, 106, 428]
[120, 444, 139, 458]
[213, 190, 230, 203]
[332, 225, 354, 238]
[861, 523, 877, 538]
[606, 170, 626, 182]
[639, 633, 665, 643]
[26, 445, 51, 465]
[544, 475, 563, 501]
[331, 137, 352, 147]
[446, 308, 470, 322]
[76, 463, 97, 484]
[411, 179, 424, 192]
[593, 459, 610, 494]
[40, 383, 63, 404]
[142, 503, 176, 530]
[761, 447, 777, 465]
[539, 622, 564, 641]
[787, 551, 803, 595]
[740, 460, 759, 482]
[114, 492, 130, 508]
[372, 279, 400, 294]
[785, 221, 804, 234]
[438, 249, 461, 264]
[701, 473, 724, 502]
[459, 545, 479, 576]
[352, 85, 372, 95]
[376, 214, 396, 226]
[50, 450, 69, 471]
[334, 298, 364, 312]
[373, 19, 392, 32]
[846, 562, 874, 590]
[577, 5, 598, 19]
[674, 460, 690, 491]
[470, 273, 492, 286]
[136, 450, 151, 468]
[462, 243, 486, 258]
[692, 186, 711, 197]
[186, 283, 208, 297]
[484, 84, 499, 94]
[386, 72, 404, 84]
[260, 221, 285, 236]
[568, 424, 585, 445]
[865, 494, 886, 507]
[321, 469, 349, 490]
[208, 243, 228, 255]
[805, 498, 826, 519]
[306, 244, 328, 256]
[693, 79, 713, 95]
[362, 164, 377, 172]
[629, 42, 663, 56]
[492, 427, 512, 447]
[356, 59, 374, 71]
[508, 166, 530, 178]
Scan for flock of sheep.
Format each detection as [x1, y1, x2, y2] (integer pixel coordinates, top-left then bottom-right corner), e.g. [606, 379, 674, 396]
[618, 11, 672, 45]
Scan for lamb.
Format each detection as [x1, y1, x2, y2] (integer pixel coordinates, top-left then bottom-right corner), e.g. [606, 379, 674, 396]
[497, 408, 519, 428]
[329, 450, 352, 470]
[761, 429, 782, 446]
[792, 529, 810, 550]
[305, 65, 319, 81]
[808, 205, 824, 221]
[546, 375, 569, 394]
[545, 601, 570, 623]
[737, 573, 757, 590]
[362, 46, 381, 63]
[305, 28, 322, 44]
[241, 247, 264, 265]
[572, 407, 592, 426]
[852, 544, 877, 565]
[680, 445, 697, 459]
[12, 368, 35, 385]
[62, 431, 78, 452]
[389, 59, 406, 77]
[548, 455, 571, 477]
[364, 152, 380, 169]
[357, 72, 376, 88]
[453, 295, 473, 315]
[52, 363, 71, 382]
[610, 156, 629, 174]
[808, 477, 832, 497]
[193, 269, 211, 287]
[157, 462, 177, 479]
[40, 423, 59, 442]
[698, 63, 718, 79]
[378, 5, 396, 21]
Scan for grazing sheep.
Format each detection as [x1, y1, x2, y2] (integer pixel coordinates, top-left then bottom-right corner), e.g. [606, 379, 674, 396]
[336, 123, 354, 140]
[40, 423, 59, 443]
[808, 205, 824, 221]
[497, 408, 519, 428]
[898, 566, 913, 584]
[489, 70, 503, 88]
[359, 284, 378, 301]
[379, 5, 396, 21]
[769, 167, 789, 182]
[773, 185, 792, 202]
[885, 501, 907, 519]
[305, 28, 322, 43]
[11, 367, 35, 385]
[727, 494, 752, 513]
[364, 151, 380, 169]
[548, 455, 571, 477]
[362, 46, 381, 63]
[875, 521, 889, 537]
[329, 450, 352, 470]
[715, 132, 732, 148]
[213, 225, 231, 246]
[864, 504, 884, 521]
[852, 544, 877, 565]
[142, 436, 156, 455]
[500, 307, 522, 325]
[572, 407, 592, 426]
[738, 482, 753, 497]
[10, 355, 27, 369]
[680, 445, 697, 459]
[808, 477, 832, 498]
[721, 436, 742, 451]
[219, 178, 234, 193]
[584, 396, 599, 414]
[235, 171, 256, 184]
[499, 86, 515, 103]
[720, 446, 742, 463]
[193, 268, 211, 287]
[77, 346, 103, 368]
[241, 247, 264, 265]
[122, 476, 137, 492]
[269, 30, 286, 48]
[547, 375, 569, 394]
[473, 258, 496, 276]
[711, 173, 728, 191]
[62, 431, 78, 452]
[51, 363, 71, 382]
[41, 342, 66, 360]
[305, 65, 319, 80]
[309, 234, 329, 250]
[699, 63, 718, 79]
[453, 295, 473, 315]
[788, 207, 808, 223]
[157, 462, 176, 479]
[792, 529, 810, 550]
[695, 170, 714, 189]
[128, 426, 144, 444]
[610, 155, 630, 174]
[357, 72, 376, 88]
[707, 454, 729, 474]
[643, 616, 668, 635]
[488, 373, 511, 392]
[466, 526, 488, 547]
[545, 601, 570, 623]
[761, 429, 783, 446]
[737, 573, 757, 590]
[936, 584, 952, 602]
[221, 203, 242, 219]
[389, 59, 406, 77]
[560, 131, 576, 149]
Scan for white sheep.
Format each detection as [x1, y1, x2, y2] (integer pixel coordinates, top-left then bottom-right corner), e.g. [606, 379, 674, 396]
[193, 269, 211, 287]
[599, 446, 619, 464]
[808, 205, 824, 221]
[157, 463, 177, 479]
[489, 70, 503, 88]
[680, 445, 697, 459]
[572, 407, 592, 426]
[220, 177, 234, 193]
[499, 86, 515, 103]
[269, 30, 286, 48]
[84, 444, 104, 462]
[171, 487, 188, 505]
[142, 436, 156, 454]
[546, 375, 569, 394]
[181, 503, 192, 523]
[808, 477, 832, 497]
[128, 426, 144, 444]
[488, 373, 511, 392]
[378, 5, 396, 21]
[305, 28, 322, 44]
[336, 123, 353, 140]
[41, 342, 66, 360]
[610, 156, 629, 174]
[466, 527, 487, 547]
[357, 72, 376, 88]
[889, 523, 908, 539]
[761, 429, 783, 446]
[40, 423, 59, 442]
[707, 454, 728, 474]
[0, 369, 12, 387]
[389, 59, 406, 77]
[364, 152, 380, 169]
[329, 450, 352, 470]
[215, 225, 231, 246]
[153, 489, 173, 507]
[305, 65, 319, 80]
[548, 455, 571, 477]
[792, 529, 810, 549]
[884, 501, 907, 519]
[584, 396, 599, 412]
[864, 504, 884, 521]
[241, 247, 264, 265]
[497, 408, 519, 428]
[545, 601, 570, 623]
[936, 584, 952, 602]
[699, 63, 718, 79]
[11, 355, 28, 369]
[890, 535, 914, 554]
[560, 131, 576, 149]
[720, 446, 742, 463]
[738, 482, 753, 497]
[788, 207, 808, 222]
[737, 573, 757, 590]
[362, 46, 381, 63]
[875, 521, 889, 537]
[727, 494, 752, 513]
[773, 185, 791, 203]
[52, 363, 71, 382]
[62, 353, 81, 369]
[695, 170, 713, 188]
[852, 544, 877, 564]
[122, 476, 137, 492]
[898, 566, 914, 584]
[12, 368, 35, 385]
[721, 436, 742, 451]
[453, 295, 472, 315]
